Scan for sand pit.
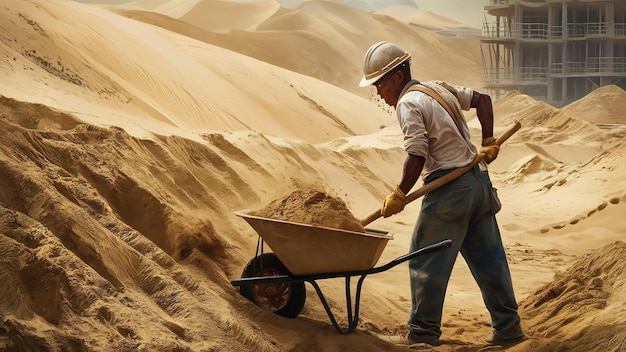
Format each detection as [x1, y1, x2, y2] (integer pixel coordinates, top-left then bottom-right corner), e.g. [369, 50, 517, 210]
[251, 188, 366, 233]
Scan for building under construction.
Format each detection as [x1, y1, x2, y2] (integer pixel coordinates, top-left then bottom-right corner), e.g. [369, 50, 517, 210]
[481, 0, 626, 107]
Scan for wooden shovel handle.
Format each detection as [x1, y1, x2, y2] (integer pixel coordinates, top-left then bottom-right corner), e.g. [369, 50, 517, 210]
[360, 121, 521, 226]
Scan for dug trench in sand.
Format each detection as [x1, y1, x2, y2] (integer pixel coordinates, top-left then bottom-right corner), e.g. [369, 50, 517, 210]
[250, 189, 366, 233]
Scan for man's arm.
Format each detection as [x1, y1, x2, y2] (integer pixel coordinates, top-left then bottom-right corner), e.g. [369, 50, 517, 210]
[398, 153, 425, 195]
[470, 91, 494, 139]
[471, 91, 500, 163]
[381, 153, 425, 218]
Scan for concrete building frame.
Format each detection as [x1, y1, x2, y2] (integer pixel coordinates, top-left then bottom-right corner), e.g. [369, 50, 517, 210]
[481, 0, 626, 107]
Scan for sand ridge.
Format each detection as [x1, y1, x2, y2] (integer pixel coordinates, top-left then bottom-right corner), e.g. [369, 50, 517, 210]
[113, 0, 484, 100]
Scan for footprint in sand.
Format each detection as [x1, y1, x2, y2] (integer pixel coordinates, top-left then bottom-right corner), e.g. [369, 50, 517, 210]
[589, 201, 608, 216]
[539, 194, 623, 234]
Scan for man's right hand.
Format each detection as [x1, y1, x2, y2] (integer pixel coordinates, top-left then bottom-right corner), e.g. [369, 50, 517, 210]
[381, 186, 406, 217]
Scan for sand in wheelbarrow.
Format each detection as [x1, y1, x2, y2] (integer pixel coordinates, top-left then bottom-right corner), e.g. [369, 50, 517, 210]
[250, 188, 366, 233]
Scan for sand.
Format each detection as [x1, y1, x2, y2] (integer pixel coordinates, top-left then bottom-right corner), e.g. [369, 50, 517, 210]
[0, 0, 625, 351]
[250, 188, 366, 233]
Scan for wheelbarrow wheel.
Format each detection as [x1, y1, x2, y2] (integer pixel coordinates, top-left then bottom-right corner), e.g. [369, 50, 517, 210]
[239, 253, 306, 318]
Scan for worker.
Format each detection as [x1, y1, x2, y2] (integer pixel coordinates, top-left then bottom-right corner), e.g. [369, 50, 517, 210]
[359, 41, 525, 347]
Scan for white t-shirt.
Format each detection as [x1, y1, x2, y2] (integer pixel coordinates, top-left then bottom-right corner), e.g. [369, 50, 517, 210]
[396, 80, 477, 178]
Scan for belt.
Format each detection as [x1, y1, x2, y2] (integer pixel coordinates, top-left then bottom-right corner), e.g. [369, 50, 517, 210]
[423, 164, 479, 185]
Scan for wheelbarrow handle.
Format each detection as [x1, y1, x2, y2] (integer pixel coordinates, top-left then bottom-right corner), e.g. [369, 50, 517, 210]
[368, 239, 452, 274]
[360, 121, 521, 226]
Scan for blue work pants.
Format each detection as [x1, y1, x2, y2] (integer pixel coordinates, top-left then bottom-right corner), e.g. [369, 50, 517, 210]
[407, 168, 521, 340]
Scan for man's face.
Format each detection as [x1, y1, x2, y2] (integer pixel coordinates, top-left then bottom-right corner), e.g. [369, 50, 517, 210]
[375, 70, 401, 107]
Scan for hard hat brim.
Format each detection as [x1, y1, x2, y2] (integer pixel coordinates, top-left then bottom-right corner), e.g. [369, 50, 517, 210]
[359, 74, 384, 87]
[359, 53, 410, 88]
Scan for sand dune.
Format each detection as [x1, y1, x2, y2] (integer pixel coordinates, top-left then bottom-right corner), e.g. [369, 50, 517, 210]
[178, 0, 281, 31]
[115, 0, 484, 98]
[376, 6, 465, 29]
[0, 0, 625, 351]
[0, 0, 393, 144]
[562, 84, 626, 125]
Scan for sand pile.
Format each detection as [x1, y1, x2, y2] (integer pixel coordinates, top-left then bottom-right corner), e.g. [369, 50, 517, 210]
[519, 241, 626, 351]
[562, 85, 626, 125]
[251, 189, 366, 233]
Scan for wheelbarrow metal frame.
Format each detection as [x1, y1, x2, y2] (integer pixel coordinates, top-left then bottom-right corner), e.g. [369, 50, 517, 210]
[231, 239, 452, 334]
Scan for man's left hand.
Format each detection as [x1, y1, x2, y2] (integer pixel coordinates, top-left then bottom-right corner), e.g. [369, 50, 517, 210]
[480, 136, 500, 164]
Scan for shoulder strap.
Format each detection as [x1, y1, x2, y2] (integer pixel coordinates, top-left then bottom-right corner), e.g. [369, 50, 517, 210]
[405, 84, 464, 134]
[403, 83, 484, 168]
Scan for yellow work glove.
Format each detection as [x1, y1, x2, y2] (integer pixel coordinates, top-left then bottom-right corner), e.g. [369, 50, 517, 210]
[381, 186, 406, 218]
[479, 136, 500, 164]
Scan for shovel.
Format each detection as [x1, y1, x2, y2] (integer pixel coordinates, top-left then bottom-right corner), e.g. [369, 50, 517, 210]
[360, 121, 522, 226]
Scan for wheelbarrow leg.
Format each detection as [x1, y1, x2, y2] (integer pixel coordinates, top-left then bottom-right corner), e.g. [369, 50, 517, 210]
[305, 274, 369, 334]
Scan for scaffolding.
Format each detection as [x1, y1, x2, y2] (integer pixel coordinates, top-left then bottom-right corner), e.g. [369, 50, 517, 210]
[481, 0, 626, 107]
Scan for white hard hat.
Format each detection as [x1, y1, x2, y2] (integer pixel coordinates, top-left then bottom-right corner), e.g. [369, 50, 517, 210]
[359, 41, 411, 87]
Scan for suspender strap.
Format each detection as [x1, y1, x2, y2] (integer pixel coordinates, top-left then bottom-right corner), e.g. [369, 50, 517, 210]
[405, 84, 464, 134]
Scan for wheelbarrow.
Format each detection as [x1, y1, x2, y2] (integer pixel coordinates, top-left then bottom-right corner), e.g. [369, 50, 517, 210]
[231, 122, 521, 334]
[230, 210, 452, 334]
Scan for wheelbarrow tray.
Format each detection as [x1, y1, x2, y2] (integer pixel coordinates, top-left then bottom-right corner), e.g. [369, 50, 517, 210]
[235, 210, 393, 276]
